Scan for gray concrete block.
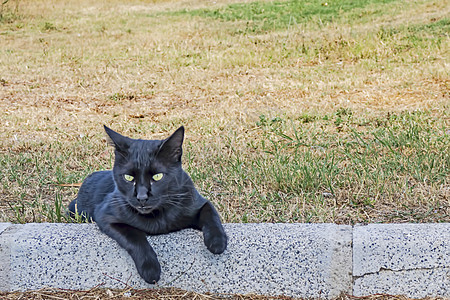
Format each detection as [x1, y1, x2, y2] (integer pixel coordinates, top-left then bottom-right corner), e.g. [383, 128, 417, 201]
[0, 223, 11, 235]
[0, 223, 352, 298]
[353, 223, 450, 298]
[0, 223, 13, 292]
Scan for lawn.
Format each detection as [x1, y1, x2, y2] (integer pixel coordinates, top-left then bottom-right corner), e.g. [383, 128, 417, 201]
[0, 0, 448, 225]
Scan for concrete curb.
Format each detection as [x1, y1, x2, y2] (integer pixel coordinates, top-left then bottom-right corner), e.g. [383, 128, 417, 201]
[353, 224, 450, 298]
[0, 223, 448, 298]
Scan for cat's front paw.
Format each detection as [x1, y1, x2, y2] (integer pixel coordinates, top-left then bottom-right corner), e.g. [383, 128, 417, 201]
[204, 229, 228, 254]
[137, 259, 161, 284]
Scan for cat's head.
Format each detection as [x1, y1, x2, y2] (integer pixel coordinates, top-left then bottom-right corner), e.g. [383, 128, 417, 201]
[104, 125, 187, 215]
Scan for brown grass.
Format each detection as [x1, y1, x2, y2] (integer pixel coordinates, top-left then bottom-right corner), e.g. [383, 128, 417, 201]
[0, 287, 447, 300]
[0, 0, 449, 224]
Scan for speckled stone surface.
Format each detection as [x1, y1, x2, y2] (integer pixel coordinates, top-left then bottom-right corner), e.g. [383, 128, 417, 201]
[0, 223, 352, 298]
[4, 222, 449, 297]
[353, 224, 450, 298]
[0, 223, 11, 235]
[0, 223, 12, 291]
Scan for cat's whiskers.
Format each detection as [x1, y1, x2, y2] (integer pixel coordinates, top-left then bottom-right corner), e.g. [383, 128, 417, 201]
[159, 192, 190, 202]
[109, 197, 134, 211]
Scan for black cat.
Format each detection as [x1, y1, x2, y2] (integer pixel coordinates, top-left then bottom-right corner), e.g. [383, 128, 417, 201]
[68, 126, 227, 283]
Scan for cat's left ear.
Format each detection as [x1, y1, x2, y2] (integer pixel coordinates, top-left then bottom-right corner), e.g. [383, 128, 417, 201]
[157, 126, 184, 163]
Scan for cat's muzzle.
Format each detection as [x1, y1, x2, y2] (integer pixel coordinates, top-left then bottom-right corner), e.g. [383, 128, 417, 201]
[135, 206, 156, 215]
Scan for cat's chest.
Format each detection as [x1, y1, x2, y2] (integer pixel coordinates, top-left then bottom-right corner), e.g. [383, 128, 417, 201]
[131, 210, 187, 235]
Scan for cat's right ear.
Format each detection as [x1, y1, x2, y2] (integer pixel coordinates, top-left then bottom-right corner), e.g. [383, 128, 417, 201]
[104, 125, 131, 154]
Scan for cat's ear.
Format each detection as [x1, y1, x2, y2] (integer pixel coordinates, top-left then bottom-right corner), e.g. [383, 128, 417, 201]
[104, 125, 131, 154]
[157, 126, 184, 164]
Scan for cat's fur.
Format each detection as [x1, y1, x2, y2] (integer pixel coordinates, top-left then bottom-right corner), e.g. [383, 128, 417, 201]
[68, 126, 227, 283]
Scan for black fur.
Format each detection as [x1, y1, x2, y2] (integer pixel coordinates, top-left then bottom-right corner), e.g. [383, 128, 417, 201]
[68, 126, 227, 283]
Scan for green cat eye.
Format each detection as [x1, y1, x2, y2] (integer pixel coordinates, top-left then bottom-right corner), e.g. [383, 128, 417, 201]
[152, 173, 164, 181]
[124, 174, 134, 182]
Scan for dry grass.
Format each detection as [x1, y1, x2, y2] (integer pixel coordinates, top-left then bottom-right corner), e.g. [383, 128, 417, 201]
[0, 287, 293, 300]
[0, 287, 447, 300]
[0, 0, 449, 224]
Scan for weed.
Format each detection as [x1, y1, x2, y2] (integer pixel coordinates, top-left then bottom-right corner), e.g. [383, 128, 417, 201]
[41, 21, 57, 31]
[109, 93, 137, 102]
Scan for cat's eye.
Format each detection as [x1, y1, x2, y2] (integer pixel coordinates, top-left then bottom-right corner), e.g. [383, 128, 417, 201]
[152, 173, 164, 181]
[123, 174, 134, 182]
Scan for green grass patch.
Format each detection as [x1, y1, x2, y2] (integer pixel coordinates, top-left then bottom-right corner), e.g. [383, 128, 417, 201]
[378, 17, 449, 50]
[179, 0, 399, 33]
[190, 110, 449, 223]
[0, 139, 111, 223]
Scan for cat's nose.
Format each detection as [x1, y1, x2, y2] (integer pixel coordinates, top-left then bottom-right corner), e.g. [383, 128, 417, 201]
[137, 193, 148, 202]
[136, 186, 149, 203]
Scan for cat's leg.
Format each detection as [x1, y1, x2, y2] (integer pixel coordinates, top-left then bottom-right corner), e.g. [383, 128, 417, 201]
[196, 201, 228, 254]
[67, 199, 78, 217]
[97, 222, 161, 283]
[67, 199, 91, 222]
